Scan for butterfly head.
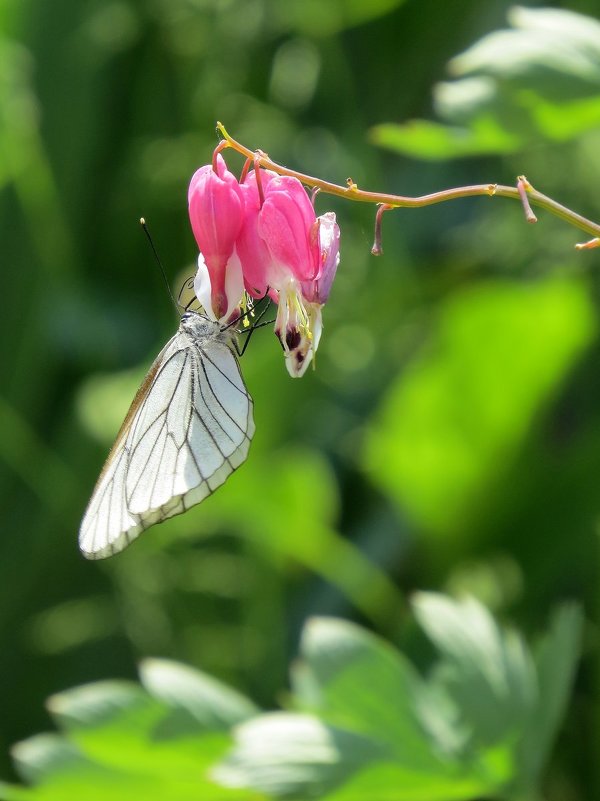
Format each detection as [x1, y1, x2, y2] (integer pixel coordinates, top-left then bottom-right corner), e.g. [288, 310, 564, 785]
[180, 310, 229, 344]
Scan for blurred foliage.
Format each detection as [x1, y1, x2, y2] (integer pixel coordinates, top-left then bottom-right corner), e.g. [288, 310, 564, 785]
[2, 1, 600, 800]
[366, 276, 596, 537]
[0, 598, 582, 801]
[371, 6, 600, 157]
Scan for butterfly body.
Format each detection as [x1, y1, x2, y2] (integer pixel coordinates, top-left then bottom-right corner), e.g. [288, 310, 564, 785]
[79, 311, 254, 559]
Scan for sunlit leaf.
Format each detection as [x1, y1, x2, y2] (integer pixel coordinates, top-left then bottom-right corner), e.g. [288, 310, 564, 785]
[223, 614, 506, 797]
[214, 713, 380, 797]
[522, 93, 600, 141]
[450, 7, 600, 90]
[372, 6, 600, 158]
[413, 593, 537, 744]
[5, 601, 582, 801]
[8, 673, 252, 801]
[216, 711, 498, 801]
[140, 658, 258, 734]
[293, 618, 436, 762]
[10, 735, 91, 786]
[47, 681, 157, 733]
[370, 118, 521, 160]
[321, 762, 496, 801]
[413, 595, 583, 796]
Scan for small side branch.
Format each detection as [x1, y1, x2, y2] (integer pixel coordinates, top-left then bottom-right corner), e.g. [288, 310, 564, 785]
[517, 175, 538, 224]
[371, 204, 394, 256]
[575, 238, 600, 250]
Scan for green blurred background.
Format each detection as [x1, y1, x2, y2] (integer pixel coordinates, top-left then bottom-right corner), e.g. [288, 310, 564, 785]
[2, 0, 600, 796]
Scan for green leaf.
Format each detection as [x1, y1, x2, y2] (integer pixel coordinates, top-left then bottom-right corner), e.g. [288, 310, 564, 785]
[21, 672, 250, 800]
[372, 7, 600, 159]
[139, 658, 258, 735]
[6, 731, 239, 801]
[293, 618, 438, 765]
[47, 681, 155, 732]
[216, 615, 512, 800]
[517, 604, 583, 788]
[214, 713, 382, 798]
[370, 118, 521, 160]
[413, 595, 584, 796]
[215, 712, 494, 801]
[9, 735, 92, 786]
[364, 278, 596, 537]
[450, 7, 600, 91]
[322, 761, 498, 801]
[520, 92, 600, 141]
[6, 607, 581, 801]
[413, 593, 537, 745]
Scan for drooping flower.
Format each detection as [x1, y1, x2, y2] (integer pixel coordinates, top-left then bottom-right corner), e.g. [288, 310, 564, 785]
[187, 155, 340, 375]
[234, 169, 340, 376]
[255, 175, 321, 286]
[235, 169, 278, 300]
[188, 154, 245, 320]
[274, 211, 340, 376]
[236, 172, 319, 294]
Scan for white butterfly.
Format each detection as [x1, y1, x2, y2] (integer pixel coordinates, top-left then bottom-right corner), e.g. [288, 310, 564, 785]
[79, 311, 254, 559]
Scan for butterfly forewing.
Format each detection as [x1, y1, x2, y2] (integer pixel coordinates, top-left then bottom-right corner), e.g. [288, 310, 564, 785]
[79, 313, 254, 560]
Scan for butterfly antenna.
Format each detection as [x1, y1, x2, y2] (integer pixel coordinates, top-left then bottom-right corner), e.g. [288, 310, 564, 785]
[140, 218, 180, 312]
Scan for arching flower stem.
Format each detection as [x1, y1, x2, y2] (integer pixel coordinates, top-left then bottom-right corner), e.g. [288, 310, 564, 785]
[216, 121, 600, 245]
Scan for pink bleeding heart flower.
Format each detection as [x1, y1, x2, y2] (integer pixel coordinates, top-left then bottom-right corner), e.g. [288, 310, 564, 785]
[236, 171, 319, 294]
[188, 153, 245, 320]
[277, 211, 340, 377]
[236, 170, 340, 376]
[235, 169, 278, 300]
[255, 174, 321, 285]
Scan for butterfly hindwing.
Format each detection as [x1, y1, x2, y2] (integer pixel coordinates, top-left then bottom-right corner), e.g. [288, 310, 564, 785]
[79, 315, 254, 560]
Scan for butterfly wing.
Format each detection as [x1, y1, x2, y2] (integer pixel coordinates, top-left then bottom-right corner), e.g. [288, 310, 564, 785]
[79, 329, 254, 560]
